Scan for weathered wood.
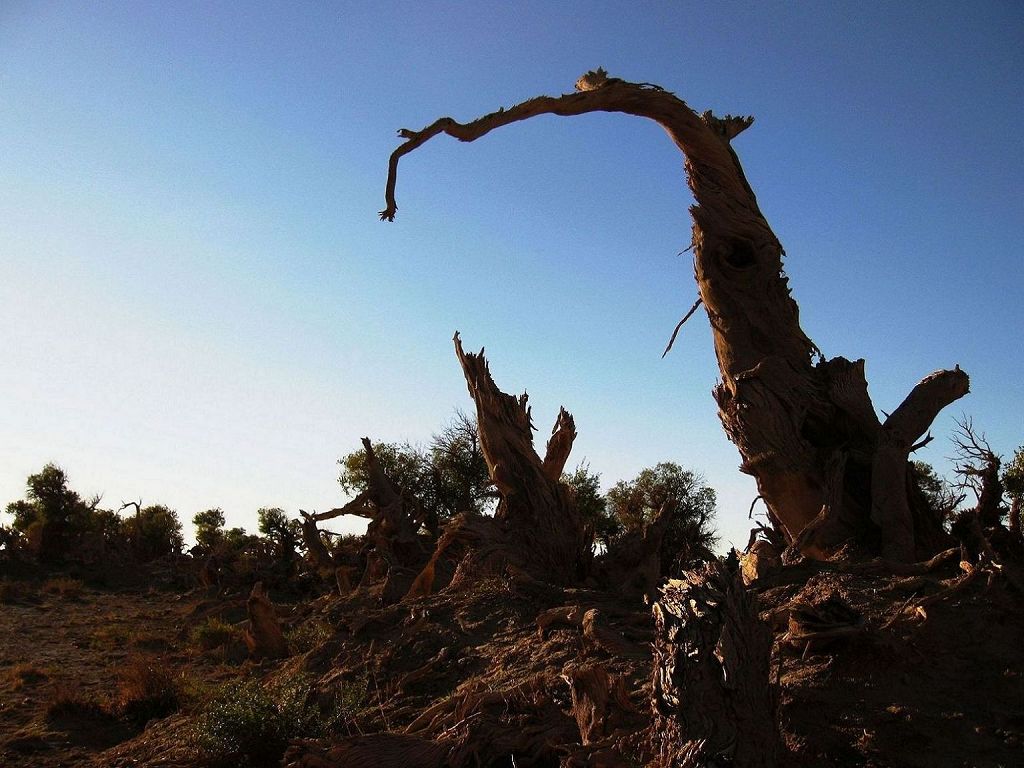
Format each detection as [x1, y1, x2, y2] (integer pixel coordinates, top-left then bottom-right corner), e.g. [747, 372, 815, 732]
[379, 72, 970, 561]
[452, 333, 591, 583]
[650, 561, 781, 767]
[299, 512, 336, 578]
[244, 581, 288, 660]
[564, 662, 611, 745]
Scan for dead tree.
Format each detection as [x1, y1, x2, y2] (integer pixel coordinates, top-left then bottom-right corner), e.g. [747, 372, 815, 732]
[308, 438, 428, 597]
[408, 335, 591, 593]
[379, 70, 968, 561]
[299, 512, 336, 579]
[650, 560, 781, 767]
[951, 417, 1004, 528]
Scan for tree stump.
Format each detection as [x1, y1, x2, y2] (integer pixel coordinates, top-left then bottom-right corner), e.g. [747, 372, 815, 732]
[650, 561, 781, 767]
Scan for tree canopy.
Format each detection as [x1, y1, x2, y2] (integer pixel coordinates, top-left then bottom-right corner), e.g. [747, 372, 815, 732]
[606, 462, 717, 572]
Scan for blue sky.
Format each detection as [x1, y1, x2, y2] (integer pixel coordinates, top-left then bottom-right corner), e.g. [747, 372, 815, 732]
[2, 2, 1022, 549]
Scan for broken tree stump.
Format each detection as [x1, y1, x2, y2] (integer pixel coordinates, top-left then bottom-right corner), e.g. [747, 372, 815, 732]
[244, 581, 289, 660]
[406, 335, 593, 595]
[650, 560, 781, 768]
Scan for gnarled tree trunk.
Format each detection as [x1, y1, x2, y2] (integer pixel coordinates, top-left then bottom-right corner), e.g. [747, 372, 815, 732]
[650, 560, 781, 767]
[379, 71, 969, 561]
[456, 333, 591, 582]
[408, 334, 591, 593]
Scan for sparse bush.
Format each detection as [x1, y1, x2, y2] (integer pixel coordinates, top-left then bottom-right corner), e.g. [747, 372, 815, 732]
[286, 617, 333, 654]
[114, 654, 181, 725]
[192, 674, 353, 767]
[42, 577, 85, 599]
[10, 663, 49, 689]
[46, 684, 112, 723]
[190, 617, 241, 651]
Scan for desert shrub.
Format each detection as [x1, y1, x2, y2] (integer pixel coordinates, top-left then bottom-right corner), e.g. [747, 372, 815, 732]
[42, 577, 85, 599]
[286, 617, 333, 654]
[114, 654, 181, 725]
[190, 617, 241, 651]
[46, 684, 112, 723]
[192, 674, 353, 767]
[10, 663, 49, 689]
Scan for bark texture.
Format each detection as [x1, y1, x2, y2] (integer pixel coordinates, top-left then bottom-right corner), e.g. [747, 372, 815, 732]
[650, 561, 781, 767]
[455, 333, 591, 583]
[405, 333, 590, 595]
[380, 71, 969, 561]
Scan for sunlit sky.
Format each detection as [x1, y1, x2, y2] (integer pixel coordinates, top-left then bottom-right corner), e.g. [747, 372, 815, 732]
[2, 2, 1022, 549]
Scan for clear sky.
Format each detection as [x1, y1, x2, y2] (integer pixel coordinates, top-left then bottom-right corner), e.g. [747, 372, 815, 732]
[2, 1, 1022, 550]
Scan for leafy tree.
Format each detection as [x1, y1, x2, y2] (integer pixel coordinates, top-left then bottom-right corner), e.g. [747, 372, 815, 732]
[338, 411, 493, 530]
[428, 410, 493, 517]
[5, 463, 92, 561]
[257, 507, 301, 565]
[606, 462, 717, 572]
[1002, 446, 1024, 533]
[910, 460, 962, 519]
[339, 441, 428, 500]
[562, 462, 617, 548]
[193, 508, 227, 552]
[125, 504, 184, 561]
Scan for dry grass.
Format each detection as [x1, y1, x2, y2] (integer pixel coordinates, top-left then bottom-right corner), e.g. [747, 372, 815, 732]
[285, 617, 333, 654]
[114, 654, 182, 725]
[90, 623, 131, 649]
[9, 662, 49, 690]
[46, 683, 111, 722]
[41, 577, 85, 600]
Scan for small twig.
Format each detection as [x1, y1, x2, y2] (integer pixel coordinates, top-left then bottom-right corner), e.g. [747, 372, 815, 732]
[661, 297, 703, 358]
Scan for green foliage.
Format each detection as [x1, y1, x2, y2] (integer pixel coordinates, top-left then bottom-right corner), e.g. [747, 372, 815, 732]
[192, 674, 357, 767]
[4, 463, 182, 564]
[193, 507, 227, 552]
[125, 504, 184, 561]
[338, 410, 493, 529]
[1002, 446, 1024, 501]
[6, 463, 91, 561]
[428, 410, 493, 517]
[910, 460, 961, 518]
[562, 462, 618, 548]
[257, 507, 300, 563]
[606, 462, 718, 571]
[190, 617, 241, 651]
